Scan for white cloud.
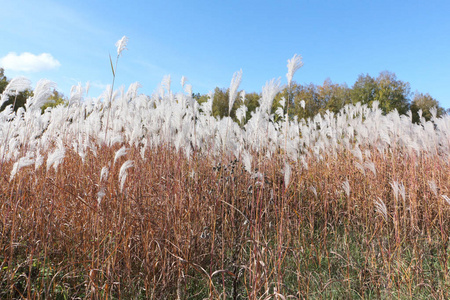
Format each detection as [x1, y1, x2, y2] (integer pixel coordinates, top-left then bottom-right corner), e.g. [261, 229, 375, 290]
[0, 52, 61, 72]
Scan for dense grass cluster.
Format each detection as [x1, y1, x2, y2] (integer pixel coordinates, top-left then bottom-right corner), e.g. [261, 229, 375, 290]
[1, 52, 450, 299]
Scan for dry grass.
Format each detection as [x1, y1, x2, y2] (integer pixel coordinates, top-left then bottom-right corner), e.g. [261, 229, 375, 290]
[1, 140, 449, 299]
[1, 45, 449, 299]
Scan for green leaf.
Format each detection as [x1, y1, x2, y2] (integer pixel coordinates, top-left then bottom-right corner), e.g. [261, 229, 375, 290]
[109, 54, 115, 77]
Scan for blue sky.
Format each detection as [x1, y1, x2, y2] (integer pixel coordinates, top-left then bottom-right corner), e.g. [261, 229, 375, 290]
[1, 0, 449, 109]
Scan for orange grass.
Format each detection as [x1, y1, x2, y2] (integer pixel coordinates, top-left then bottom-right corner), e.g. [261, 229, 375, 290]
[1, 141, 449, 299]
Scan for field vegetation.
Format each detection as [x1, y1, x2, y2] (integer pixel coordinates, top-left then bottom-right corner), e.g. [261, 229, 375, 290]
[0, 38, 449, 299]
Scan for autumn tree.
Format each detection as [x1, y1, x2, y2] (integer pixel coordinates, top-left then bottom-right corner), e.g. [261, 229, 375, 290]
[319, 78, 351, 114]
[410, 92, 445, 123]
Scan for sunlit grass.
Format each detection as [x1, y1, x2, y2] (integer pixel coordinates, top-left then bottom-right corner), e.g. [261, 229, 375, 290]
[0, 38, 449, 299]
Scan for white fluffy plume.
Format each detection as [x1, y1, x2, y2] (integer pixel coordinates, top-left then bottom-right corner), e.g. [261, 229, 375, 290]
[114, 146, 128, 164]
[162, 75, 171, 93]
[229, 70, 243, 115]
[10, 155, 35, 181]
[115, 36, 129, 57]
[119, 160, 134, 192]
[342, 180, 350, 197]
[242, 150, 252, 173]
[284, 162, 292, 189]
[100, 166, 109, 182]
[27, 79, 56, 111]
[286, 54, 303, 88]
[374, 197, 388, 221]
[260, 78, 281, 115]
[0, 76, 32, 108]
[236, 104, 248, 124]
[46, 146, 66, 171]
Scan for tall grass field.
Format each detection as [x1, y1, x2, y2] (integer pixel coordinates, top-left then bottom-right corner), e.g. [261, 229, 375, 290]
[1, 38, 449, 299]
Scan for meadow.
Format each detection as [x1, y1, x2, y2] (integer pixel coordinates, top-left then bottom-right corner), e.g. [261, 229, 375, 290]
[0, 43, 449, 299]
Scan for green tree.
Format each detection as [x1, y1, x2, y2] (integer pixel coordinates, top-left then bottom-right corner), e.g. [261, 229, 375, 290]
[211, 87, 254, 121]
[292, 83, 325, 120]
[274, 80, 350, 121]
[193, 92, 210, 106]
[231, 91, 261, 124]
[243, 92, 261, 121]
[350, 74, 378, 107]
[272, 87, 288, 117]
[410, 92, 445, 123]
[212, 87, 229, 119]
[273, 83, 315, 121]
[0, 68, 8, 93]
[192, 92, 201, 101]
[319, 78, 351, 114]
[205, 87, 261, 123]
[350, 71, 411, 115]
[375, 71, 411, 115]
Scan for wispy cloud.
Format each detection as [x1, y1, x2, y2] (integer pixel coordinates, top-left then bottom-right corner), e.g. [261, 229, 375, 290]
[0, 52, 61, 72]
[90, 81, 108, 90]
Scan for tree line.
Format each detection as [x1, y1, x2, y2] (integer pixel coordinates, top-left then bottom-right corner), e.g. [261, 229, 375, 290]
[205, 70, 448, 124]
[1, 67, 448, 123]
